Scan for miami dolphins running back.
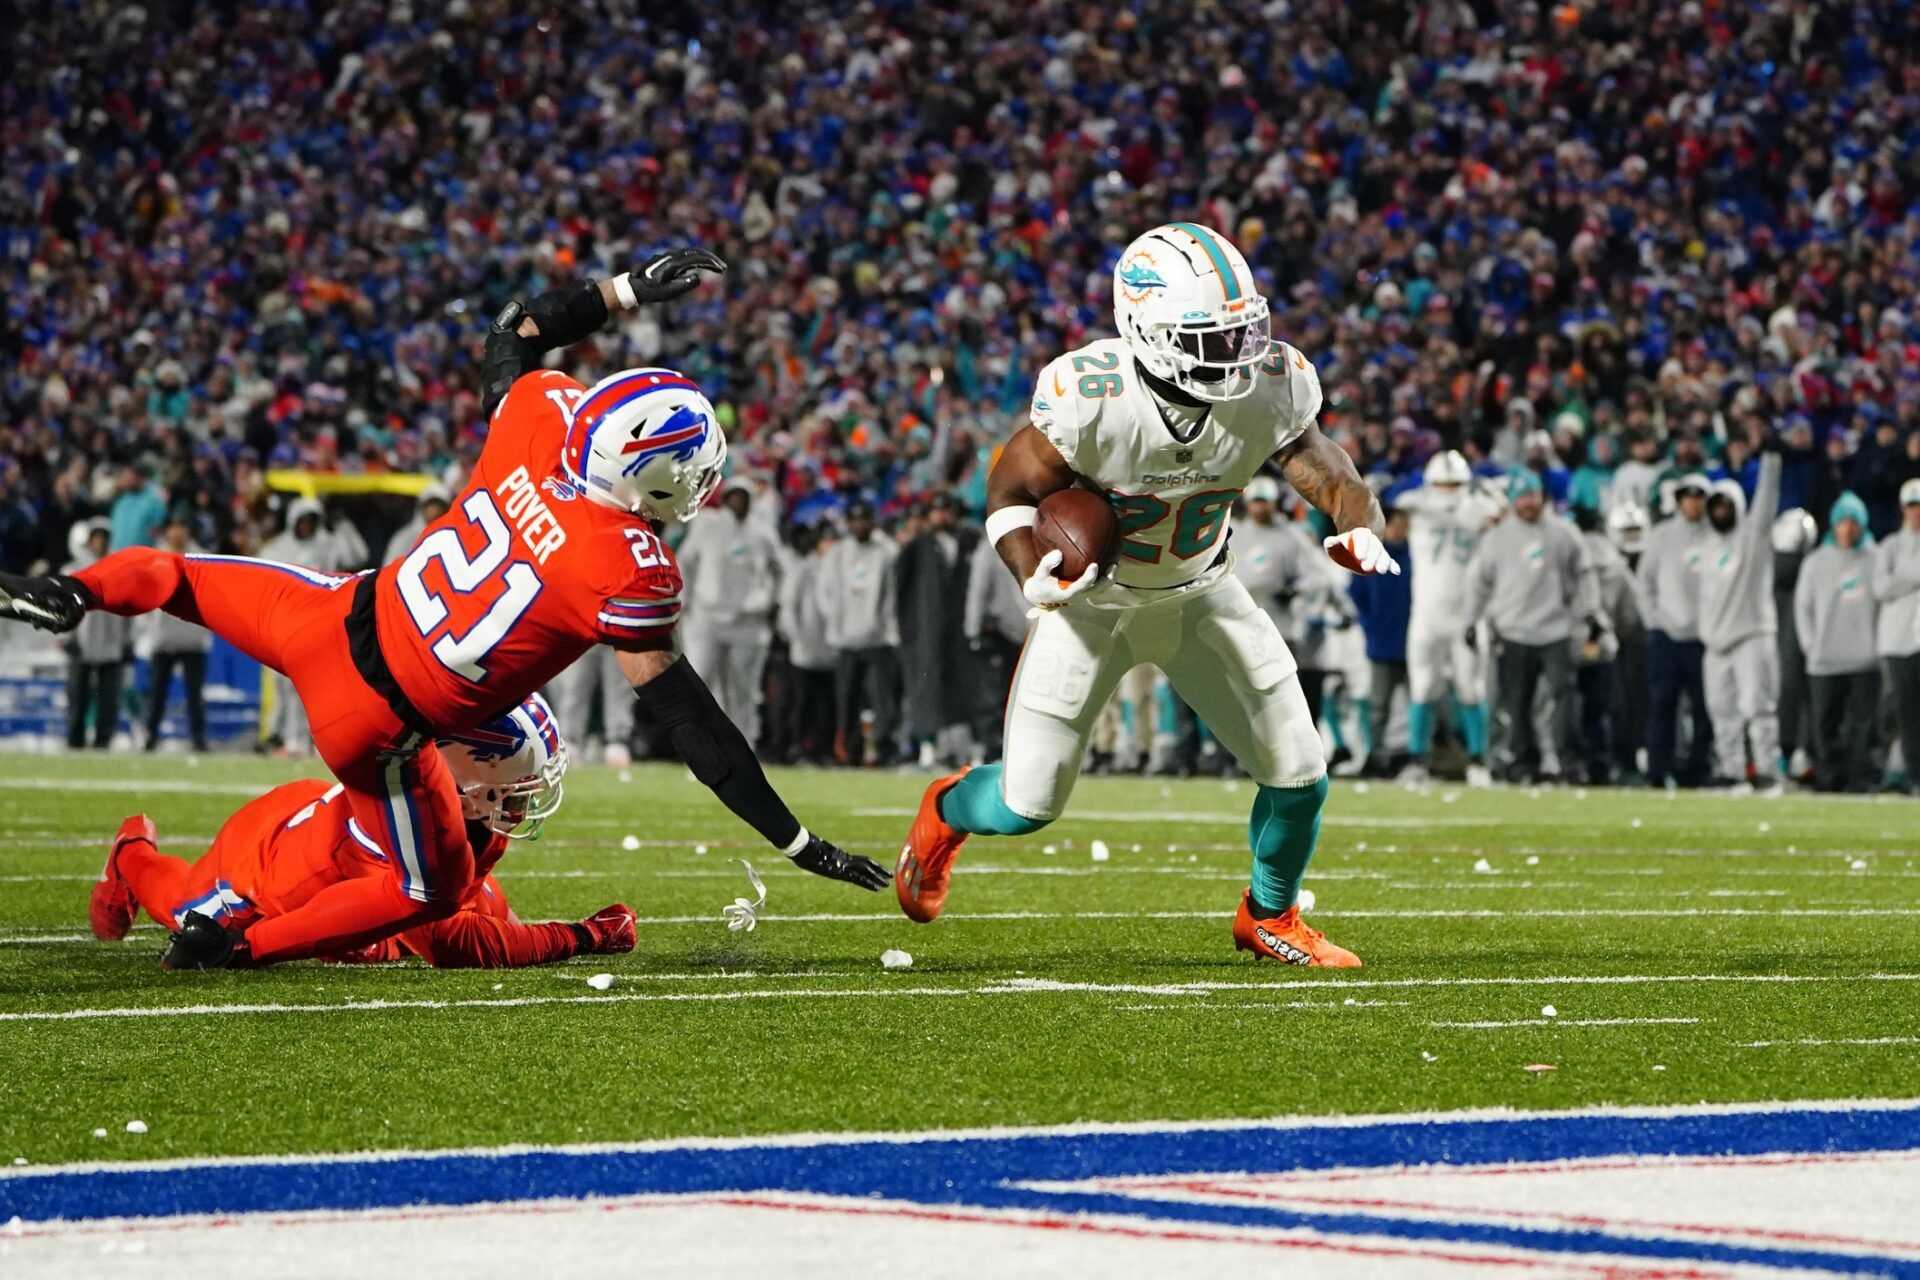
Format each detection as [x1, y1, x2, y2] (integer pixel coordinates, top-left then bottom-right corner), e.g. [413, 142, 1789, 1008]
[892, 222, 1399, 966]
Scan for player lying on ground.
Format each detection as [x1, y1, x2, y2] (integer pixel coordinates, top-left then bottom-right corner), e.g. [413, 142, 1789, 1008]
[90, 694, 634, 969]
[894, 221, 1398, 967]
[4, 247, 886, 969]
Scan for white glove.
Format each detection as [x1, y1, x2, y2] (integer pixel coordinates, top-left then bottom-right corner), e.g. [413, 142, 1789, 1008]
[1023, 549, 1101, 616]
[1323, 528, 1402, 576]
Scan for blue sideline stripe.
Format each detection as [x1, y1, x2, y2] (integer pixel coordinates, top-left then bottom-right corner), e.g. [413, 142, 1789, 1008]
[4, 1106, 1917, 1273]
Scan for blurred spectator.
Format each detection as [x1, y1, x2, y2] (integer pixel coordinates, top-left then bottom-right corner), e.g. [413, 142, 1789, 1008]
[1605, 503, 1651, 782]
[1699, 453, 1784, 791]
[1347, 508, 1412, 777]
[817, 501, 900, 764]
[383, 487, 451, 566]
[1638, 475, 1714, 787]
[1771, 509, 1821, 781]
[897, 493, 975, 767]
[548, 648, 634, 768]
[1875, 482, 1920, 794]
[142, 519, 212, 752]
[1576, 507, 1637, 784]
[256, 498, 364, 754]
[963, 526, 1030, 763]
[108, 465, 167, 552]
[1795, 495, 1880, 792]
[776, 524, 839, 765]
[62, 521, 130, 750]
[1231, 478, 1341, 733]
[1464, 473, 1593, 783]
[679, 479, 783, 745]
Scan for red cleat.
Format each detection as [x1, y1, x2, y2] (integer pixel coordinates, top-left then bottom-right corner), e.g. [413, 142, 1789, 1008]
[581, 903, 637, 954]
[894, 771, 971, 923]
[90, 815, 153, 941]
[1231, 889, 1362, 967]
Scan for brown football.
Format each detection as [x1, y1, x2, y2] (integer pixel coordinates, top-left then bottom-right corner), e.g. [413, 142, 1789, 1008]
[1032, 487, 1117, 581]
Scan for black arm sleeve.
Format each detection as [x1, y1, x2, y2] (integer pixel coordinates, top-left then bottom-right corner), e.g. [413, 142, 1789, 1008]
[632, 656, 802, 849]
[479, 281, 613, 416]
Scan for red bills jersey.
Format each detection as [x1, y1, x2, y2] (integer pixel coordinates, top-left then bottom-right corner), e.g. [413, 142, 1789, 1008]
[204, 780, 509, 920]
[372, 371, 683, 730]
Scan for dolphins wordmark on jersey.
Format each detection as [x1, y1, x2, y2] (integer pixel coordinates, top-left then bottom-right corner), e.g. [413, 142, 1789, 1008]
[1030, 335, 1322, 591]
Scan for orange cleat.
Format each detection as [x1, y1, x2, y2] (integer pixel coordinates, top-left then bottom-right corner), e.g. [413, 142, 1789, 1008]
[90, 814, 153, 941]
[894, 771, 972, 923]
[1231, 889, 1362, 967]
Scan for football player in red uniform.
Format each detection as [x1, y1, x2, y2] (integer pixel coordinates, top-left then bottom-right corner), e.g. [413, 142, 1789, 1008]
[92, 694, 636, 970]
[4, 248, 887, 968]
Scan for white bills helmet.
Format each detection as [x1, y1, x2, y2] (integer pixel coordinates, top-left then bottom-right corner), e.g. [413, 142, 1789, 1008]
[1114, 223, 1271, 403]
[438, 693, 568, 840]
[561, 367, 725, 521]
[1424, 450, 1472, 487]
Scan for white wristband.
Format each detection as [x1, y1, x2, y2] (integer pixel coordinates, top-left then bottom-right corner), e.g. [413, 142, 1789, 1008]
[985, 505, 1039, 545]
[780, 826, 812, 858]
[611, 273, 638, 310]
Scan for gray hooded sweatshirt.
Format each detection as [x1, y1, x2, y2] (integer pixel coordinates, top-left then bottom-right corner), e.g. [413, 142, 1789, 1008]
[1794, 543, 1879, 676]
[1462, 510, 1595, 645]
[1871, 527, 1920, 658]
[1637, 511, 1708, 639]
[1697, 453, 1781, 652]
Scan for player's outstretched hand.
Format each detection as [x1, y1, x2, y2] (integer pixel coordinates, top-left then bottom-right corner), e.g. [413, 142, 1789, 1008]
[1022, 548, 1101, 614]
[790, 835, 891, 892]
[620, 247, 728, 307]
[1323, 528, 1401, 576]
[580, 903, 638, 955]
[161, 910, 251, 971]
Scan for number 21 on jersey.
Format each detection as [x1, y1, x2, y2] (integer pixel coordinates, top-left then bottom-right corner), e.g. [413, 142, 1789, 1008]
[396, 490, 544, 682]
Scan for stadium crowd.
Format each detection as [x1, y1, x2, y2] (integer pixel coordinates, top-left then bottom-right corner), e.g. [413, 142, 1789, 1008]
[2, 0, 1917, 789]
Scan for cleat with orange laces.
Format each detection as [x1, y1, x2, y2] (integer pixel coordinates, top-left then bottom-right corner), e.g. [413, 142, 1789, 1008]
[894, 771, 972, 923]
[1231, 888, 1361, 967]
[90, 814, 154, 941]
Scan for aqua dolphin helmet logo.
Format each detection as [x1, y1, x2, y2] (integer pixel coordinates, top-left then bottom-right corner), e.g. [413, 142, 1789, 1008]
[1118, 261, 1169, 292]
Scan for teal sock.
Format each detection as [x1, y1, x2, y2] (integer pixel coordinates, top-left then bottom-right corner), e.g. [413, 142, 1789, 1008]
[1458, 703, 1488, 758]
[1408, 701, 1434, 758]
[937, 764, 1050, 836]
[1248, 776, 1329, 914]
[1326, 694, 1349, 752]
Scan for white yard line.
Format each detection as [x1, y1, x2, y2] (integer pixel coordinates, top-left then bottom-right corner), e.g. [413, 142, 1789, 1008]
[2, 972, 1917, 1026]
[1426, 1017, 1701, 1029]
[1739, 1036, 1920, 1049]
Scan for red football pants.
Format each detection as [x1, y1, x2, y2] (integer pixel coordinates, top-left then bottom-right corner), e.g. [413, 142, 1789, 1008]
[74, 550, 474, 961]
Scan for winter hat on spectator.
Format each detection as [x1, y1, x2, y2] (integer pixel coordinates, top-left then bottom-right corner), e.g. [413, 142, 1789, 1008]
[1675, 473, 1711, 498]
[1901, 478, 1920, 508]
[1507, 470, 1544, 499]
[1825, 492, 1874, 547]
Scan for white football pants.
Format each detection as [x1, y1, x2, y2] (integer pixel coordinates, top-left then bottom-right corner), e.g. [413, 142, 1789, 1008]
[1406, 616, 1484, 704]
[1000, 567, 1325, 821]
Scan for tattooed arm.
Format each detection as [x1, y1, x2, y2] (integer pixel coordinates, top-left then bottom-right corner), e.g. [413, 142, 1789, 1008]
[1274, 425, 1384, 537]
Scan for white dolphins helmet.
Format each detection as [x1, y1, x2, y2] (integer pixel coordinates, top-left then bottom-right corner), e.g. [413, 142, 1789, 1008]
[561, 367, 726, 521]
[438, 693, 568, 840]
[1113, 222, 1271, 403]
[1424, 450, 1472, 487]
[1771, 508, 1818, 555]
[1608, 500, 1649, 555]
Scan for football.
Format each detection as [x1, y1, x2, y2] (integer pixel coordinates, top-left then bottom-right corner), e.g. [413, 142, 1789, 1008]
[1033, 487, 1117, 580]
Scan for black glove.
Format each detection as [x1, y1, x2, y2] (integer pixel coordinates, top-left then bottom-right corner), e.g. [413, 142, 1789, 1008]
[1586, 615, 1607, 644]
[790, 835, 890, 892]
[1757, 430, 1782, 455]
[622, 247, 727, 306]
[161, 911, 251, 970]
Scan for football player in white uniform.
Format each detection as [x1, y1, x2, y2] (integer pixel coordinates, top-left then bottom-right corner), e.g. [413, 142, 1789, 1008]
[892, 222, 1399, 966]
[1396, 450, 1504, 786]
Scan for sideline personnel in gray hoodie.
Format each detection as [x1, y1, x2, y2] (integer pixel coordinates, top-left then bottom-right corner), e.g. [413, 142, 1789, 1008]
[1463, 470, 1597, 781]
[1795, 492, 1879, 792]
[1698, 448, 1782, 790]
[1873, 479, 1920, 793]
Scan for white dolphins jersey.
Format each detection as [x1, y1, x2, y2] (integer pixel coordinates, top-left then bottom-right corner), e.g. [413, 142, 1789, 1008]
[1398, 485, 1502, 630]
[1030, 336, 1322, 591]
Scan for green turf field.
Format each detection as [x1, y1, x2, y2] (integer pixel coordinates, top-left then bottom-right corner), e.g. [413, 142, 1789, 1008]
[2, 753, 1917, 1166]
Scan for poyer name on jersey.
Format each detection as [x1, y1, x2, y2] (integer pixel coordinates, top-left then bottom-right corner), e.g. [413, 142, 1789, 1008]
[496, 464, 569, 565]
